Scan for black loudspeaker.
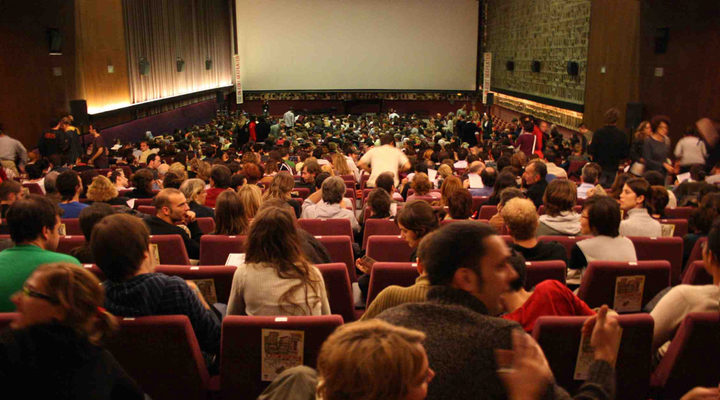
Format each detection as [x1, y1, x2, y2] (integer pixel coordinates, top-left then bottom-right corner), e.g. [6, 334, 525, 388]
[486, 92, 494, 106]
[47, 28, 62, 55]
[69, 100, 89, 126]
[531, 60, 541, 73]
[506, 61, 515, 71]
[626, 102, 643, 131]
[654, 28, 670, 54]
[567, 61, 579, 76]
[216, 91, 226, 106]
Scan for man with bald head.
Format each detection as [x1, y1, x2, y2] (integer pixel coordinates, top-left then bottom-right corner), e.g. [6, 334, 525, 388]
[144, 188, 203, 259]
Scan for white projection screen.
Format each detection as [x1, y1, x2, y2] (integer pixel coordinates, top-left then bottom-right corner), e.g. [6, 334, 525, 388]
[235, 0, 479, 91]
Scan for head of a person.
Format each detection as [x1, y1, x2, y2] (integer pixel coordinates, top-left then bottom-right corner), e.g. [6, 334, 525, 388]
[702, 220, 720, 273]
[522, 161, 546, 187]
[375, 172, 395, 193]
[437, 164, 452, 180]
[237, 184, 263, 219]
[501, 198, 538, 241]
[439, 176, 462, 204]
[447, 189, 473, 219]
[396, 200, 439, 249]
[301, 160, 321, 184]
[131, 169, 154, 194]
[321, 176, 346, 205]
[367, 188, 392, 218]
[210, 164, 232, 189]
[505, 250, 527, 293]
[418, 221, 516, 315]
[491, 171, 518, 199]
[78, 202, 115, 241]
[648, 186, 669, 217]
[91, 213, 150, 281]
[264, 171, 295, 200]
[146, 153, 161, 169]
[642, 170, 665, 186]
[6, 195, 61, 249]
[411, 173, 432, 195]
[56, 170, 82, 201]
[619, 177, 652, 211]
[689, 193, 720, 235]
[635, 121, 652, 138]
[332, 153, 351, 175]
[86, 175, 118, 202]
[161, 171, 184, 189]
[498, 187, 524, 208]
[179, 178, 207, 206]
[380, 133, 394, 145]
[542, 178, 577, 216]
[314, 171, 331, 192]
[581, 163, 601, 185]
[214, 190, 248, 235]
[317, 319, 432, 400]
[608, 173, 632, 200]
[10, 263, 117, 344]
[168, 162, 188, 181]
[581, 195, 621, 237]
[604, 108, 620, 125]
[154, 188, 189, 223]
[139, 141, 149, 152]
[480, 167, 497, 187]
[650, 115, 671, 135]
[0, 180, 23, 205]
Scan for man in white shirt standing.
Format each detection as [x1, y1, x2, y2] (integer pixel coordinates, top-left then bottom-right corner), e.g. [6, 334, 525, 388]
[283, 109, 295, 129]
[357, 133, 411, 188]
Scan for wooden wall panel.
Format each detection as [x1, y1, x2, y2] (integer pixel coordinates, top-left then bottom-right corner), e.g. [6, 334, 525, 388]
[584, 0, 641, 133]
[75, 0, 130, 114]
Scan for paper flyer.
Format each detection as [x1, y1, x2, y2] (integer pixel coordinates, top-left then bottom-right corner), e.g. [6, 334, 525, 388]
[613, 275, 645, 312]
[191, 279, 217, 305]
[58, 223, 66, 236]
[574, 324, 622, 380]
[660, 223, 675, 237]
[225, 253, 246, 266]
[261, 329, 304, 381]
[149, 243, 160, 266]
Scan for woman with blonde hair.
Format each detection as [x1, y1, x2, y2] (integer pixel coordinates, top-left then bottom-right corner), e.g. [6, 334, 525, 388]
[436, 176, 463, 207]
[630, 120, 652, 164]
[332, 153, 351, 176]
[237, 184, 263, 219]
[227, 206, 330, 316]
[86, 175, 127, 205]
[179, 178, 214, 218]
[263, 172, 301, 217]
[168, 162, 188, 181]
[213, 190, 249, 235]
[1, 262, 144, 398]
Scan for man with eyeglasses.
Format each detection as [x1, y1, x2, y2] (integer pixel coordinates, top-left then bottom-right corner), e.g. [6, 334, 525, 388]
[0, 195, 80, 311]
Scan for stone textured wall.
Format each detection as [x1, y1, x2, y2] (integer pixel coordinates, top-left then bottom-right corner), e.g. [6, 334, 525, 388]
[484, 0, 591, 106]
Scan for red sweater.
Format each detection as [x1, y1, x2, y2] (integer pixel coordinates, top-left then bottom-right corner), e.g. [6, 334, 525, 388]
[204, 187, 226, 208]
[502, 280, 594, 332]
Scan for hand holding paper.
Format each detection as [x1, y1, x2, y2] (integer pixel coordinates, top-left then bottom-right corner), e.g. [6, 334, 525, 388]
[581, 305, 622, 364]
[495, 330, 554, 400]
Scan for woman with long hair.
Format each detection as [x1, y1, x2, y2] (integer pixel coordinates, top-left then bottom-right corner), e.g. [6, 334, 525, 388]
[630, 120, 651, 163]
[435, 176, 462, 207]
[237, 184, 263, 219]
[213, 190, 248, 235]
[332, 153, 351, 176]
[263, 172, 301, 217]
[0, 263, 144, 398]
[486, 170, 518, 206]
[226, 206, 330, 316]
[86, 175, 128, 205]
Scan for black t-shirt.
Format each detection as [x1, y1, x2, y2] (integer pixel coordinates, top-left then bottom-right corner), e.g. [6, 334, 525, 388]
[512, 241, 568, 266]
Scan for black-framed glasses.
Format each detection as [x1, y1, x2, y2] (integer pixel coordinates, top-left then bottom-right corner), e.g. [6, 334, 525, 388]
[21, 285, 59, 304]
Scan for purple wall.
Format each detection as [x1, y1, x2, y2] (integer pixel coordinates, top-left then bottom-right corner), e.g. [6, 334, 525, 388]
[101, 100, 217, 144]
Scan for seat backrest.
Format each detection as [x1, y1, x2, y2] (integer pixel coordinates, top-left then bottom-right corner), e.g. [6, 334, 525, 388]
[471, 196, 488, 212]
[439, 218, 490, 226]
[132, 198, 154, 208]
[221, 315, 344, 400]
[154, 265, 237, 304]
[22, 182, 44, 194]
[685, 237, 706, 272]
[81, 263, 106, 281]
[651, 312, 720, 399]
[315, 263, 355, 322]
[538, 235, 592, 259]
[524, 260, 567, 290]
[56, 235, 86, 256]
[658, 218, 688, 238]
[0, 313, 18, 330]
[105, 315, 210, 400]
[199, 235, 246, 265]
[366, 262, 420, 305]
[298, 219, 353, 238]
[362, 219, 400, 249]
[366, 235, 414, 263]
[477, 205, 498, 220]
[137, 205, 155, 215]
[60, 218, 83, 236]
[533, 314, 653, 400]
[196, 217, 216, 235]
[314, 235, 356, 281]
[150, 234, 190, 265]
[663, 206, 693, 219]
[290, 187, 310, 200]
[681, 260, 713, 285]
[576, 261, 671, 311]
[629, 236, 683, 285]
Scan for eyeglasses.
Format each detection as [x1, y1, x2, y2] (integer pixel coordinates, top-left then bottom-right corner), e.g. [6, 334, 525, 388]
[21, 285, 59, 304]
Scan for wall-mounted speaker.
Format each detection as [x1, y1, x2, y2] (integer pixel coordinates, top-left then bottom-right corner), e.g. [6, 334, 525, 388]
[486, 92, 494, 107]
[47, 28, 62, 55]
[69, 100, 89, 126]
[139, 58, 150, 75]
[506, 61, 514, 71]
[567, 61, 579, 76]
[626, 102, 644, 131]
[531, 60, 541, 73]
[176, 57, 185, 72]
[654, 27, 670, 54]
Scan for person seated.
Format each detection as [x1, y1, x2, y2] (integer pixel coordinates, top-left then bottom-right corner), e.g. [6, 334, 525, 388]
[487, 187, 524, 233]
[375, 172, 404, 202]
[651, 219, 720, 365]
[445, 189, 473, 220]
[226, 206, 330, 316]
[522, 160, 548, 208]
[301, 176, 359, 232]
[127, 168, 155, 199]
[56, 170, 89, 218]
[205, 164, 231, 207]
[92, 213, 220, 364]
[501, 198, 568, 265]
[648, 185, 669, 219]
[212, 190, 248, 235]
[0, 180, 23, 219]
[619, 177, 662, 237]
[469, 165, 496, 197]
[0, 263, 144, 399]
[238, 184, 263, 219]
[0, 195, 80, 311]
[161, 171, 184, 190]
[501, 251, 594, 332]
[569, 196, 637, 284]
[485, 170, 519, 206]
[577, 163, 601, 199]
[262, 172, 301, 218]
[70, 202, 115, 263]
[644, 170, 677, 208]
[683, 193, 720, 266]
[143, 188, 202, 260]
[179, 178, 214, 218]
[536, 178, 581, 236]
[406, 173, 439, 202]
[86, 175, 130, 206]
[109, 168, 129, 191]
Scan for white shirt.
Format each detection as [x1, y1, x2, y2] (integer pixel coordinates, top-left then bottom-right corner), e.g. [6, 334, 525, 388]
[577, 182, 595, 199]
[619, 208, 662, 237]
[359, 145, 409, 187]
[674, 136, 707, 166]
[301, 199, 360, 232]
[453, 160, 468, 169]
[283, 111, 295, 128]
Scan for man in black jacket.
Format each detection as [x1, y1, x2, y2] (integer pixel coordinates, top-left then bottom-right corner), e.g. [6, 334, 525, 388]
[144, 188, 202, 259]
[588, 108, 629, 187]
[523, 160, 548, 208]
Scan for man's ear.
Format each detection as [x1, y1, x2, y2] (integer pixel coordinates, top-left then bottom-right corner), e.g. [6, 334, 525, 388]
[416, 259, 425, 275]
[450, 267, 477, 292]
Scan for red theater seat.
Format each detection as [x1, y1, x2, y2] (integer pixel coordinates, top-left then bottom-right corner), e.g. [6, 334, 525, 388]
[154, 265, 236, 304]
[199, 235, 246, 265]
[361, 219, 400, 249]
[576, 261, 671, 311]
[315, 262, 357, 322]
[315, 235, 356, 282]
[366, 262, 419, 306]
[524, 260, 567, 290]
[366, 235, 413, 263]
[298, 218, 353, 238]
[150, 234, 190, 265]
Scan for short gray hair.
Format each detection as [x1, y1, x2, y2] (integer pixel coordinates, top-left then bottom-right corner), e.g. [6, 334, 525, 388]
[321, 176, 345, 204]
[179, 178, 205, 202]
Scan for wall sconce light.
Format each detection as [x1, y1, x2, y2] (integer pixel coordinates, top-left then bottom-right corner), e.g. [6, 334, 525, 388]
[205, 58, 212, 70]
[176, 57, 185, 72]
[139, 57, 150, 75]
